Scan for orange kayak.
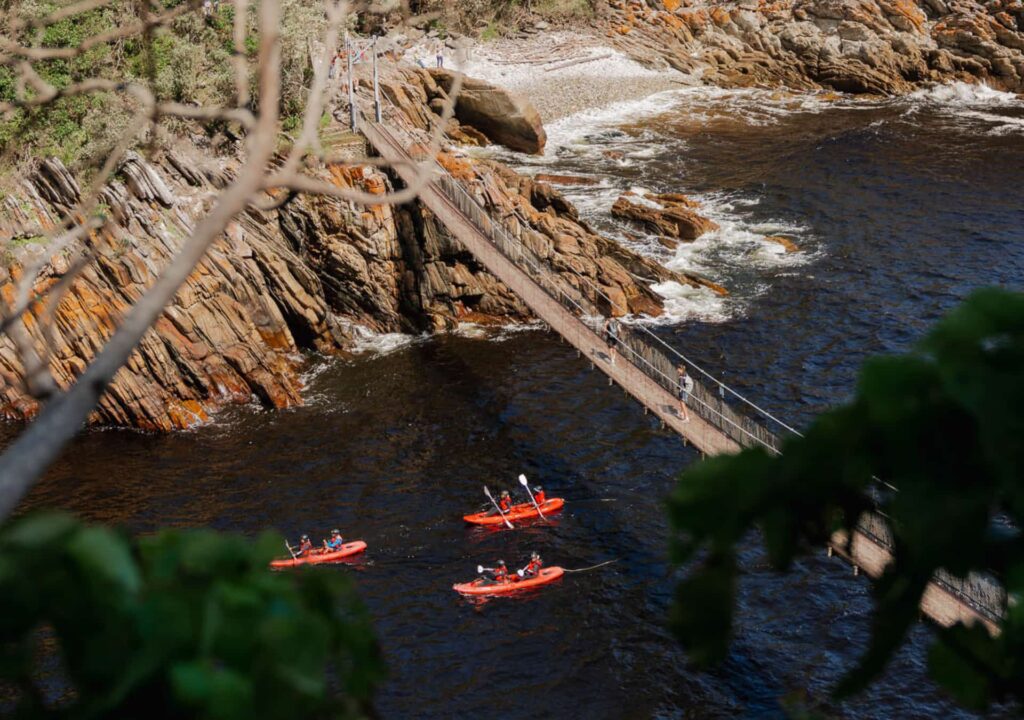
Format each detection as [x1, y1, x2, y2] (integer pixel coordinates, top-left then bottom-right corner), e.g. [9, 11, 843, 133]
[453, 567, 565, 596]
[270, 540, 367, 568]
[462, 498, 565, 525]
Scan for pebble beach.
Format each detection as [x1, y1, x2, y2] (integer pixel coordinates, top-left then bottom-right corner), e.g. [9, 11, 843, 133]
[402, 31, 691, 123]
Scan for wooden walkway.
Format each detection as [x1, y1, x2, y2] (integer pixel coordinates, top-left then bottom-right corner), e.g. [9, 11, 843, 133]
[357, 115, 1006, 634]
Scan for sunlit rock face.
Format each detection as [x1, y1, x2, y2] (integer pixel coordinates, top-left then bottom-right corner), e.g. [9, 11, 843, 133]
[0, 68, 691, 429]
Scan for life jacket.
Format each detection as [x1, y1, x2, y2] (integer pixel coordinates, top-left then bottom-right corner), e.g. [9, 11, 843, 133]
[499, 496, 512, 512]
[525, 558, 543, 575]
[298, 540, 314, 557]
[493, 565, 509, 582]
[534, 490, 546, 505]
[326, 536, 343, 551]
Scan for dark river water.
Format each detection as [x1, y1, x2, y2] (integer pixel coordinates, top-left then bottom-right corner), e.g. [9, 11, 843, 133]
[11, 83, 1024, 718]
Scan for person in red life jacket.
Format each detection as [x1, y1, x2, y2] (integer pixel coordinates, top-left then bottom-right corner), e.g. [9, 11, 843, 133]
[520, 552, 543, 578]
[486, 490, 514, 516]
[485, 559, 509, 584]
[323, 529, 344, 552]
[532, 486, 546, 506]
[296, 534, 314, 557]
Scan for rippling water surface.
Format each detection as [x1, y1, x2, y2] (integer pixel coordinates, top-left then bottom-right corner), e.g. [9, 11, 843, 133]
[13, 84, 1024, 718]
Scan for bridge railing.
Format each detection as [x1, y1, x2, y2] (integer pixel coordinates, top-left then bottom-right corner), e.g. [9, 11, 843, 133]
[854, 512, 1006, 625]
[360, 98, 794, 452]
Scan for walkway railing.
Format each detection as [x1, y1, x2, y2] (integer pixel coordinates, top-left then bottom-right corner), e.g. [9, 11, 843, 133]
[352, 94, 1007, 625]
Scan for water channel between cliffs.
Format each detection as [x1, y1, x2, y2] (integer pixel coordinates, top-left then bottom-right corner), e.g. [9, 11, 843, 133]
[12, 85, 1024, 718]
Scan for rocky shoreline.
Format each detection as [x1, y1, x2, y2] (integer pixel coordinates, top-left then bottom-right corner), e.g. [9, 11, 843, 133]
[599, 0, 1024, 95]
[0, 63, 700, 430]
[3, 0, 1022, 431]
[402, 0, 1023, 110]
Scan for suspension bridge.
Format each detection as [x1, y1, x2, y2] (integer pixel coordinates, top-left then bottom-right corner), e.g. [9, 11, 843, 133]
[336, 71, 1006, 635]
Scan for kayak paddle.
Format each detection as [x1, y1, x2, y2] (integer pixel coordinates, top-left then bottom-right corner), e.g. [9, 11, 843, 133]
[483, 485, 514, 529]
[285, 541, 297, 560]
[518, 474, 548, 521]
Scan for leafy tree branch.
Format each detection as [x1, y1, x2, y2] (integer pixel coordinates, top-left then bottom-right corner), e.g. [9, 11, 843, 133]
[669, 287, 1024, 710]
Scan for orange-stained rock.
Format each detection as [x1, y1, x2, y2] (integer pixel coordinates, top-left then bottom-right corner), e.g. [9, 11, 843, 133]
[611, 191, 720, 241]
[0, 65, 697, 430]
[599, 0, 1023, 94]
[765, 235, 800, 253]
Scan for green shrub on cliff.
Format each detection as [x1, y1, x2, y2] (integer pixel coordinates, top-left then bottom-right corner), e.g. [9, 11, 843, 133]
[0, 0, 325, 173]
[0, 513, 383, 718]
[669, 287, 1024, 710]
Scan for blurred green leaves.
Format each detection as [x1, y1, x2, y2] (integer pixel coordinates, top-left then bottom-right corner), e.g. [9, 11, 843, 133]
[668, 288, 1024, 709]
[0, 514, 383, 718]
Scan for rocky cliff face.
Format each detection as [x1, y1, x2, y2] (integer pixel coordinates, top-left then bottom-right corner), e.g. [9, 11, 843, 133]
[599, 0, 1024, 94]
[0, 68, 692, 430]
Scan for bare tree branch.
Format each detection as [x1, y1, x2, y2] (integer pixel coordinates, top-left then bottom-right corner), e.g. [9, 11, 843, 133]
[0, 0, 283, 519]
[0, 0, 466, 519]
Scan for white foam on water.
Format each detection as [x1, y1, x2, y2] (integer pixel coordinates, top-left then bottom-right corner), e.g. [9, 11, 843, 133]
[299, 354, 335, 388]
[544, 89, 690, 150]
[901, 81, 1024, 135]
[348, 325, 425, 356]
[649, 280, 733, 324]
[447, 41, 667, 94]
[455, 320, 545, 342]
[906, 81, 1020, 107]
[960, 109, 1024, 135]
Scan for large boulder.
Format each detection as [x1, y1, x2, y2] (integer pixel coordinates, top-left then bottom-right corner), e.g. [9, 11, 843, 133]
[429, 68, 547, 154]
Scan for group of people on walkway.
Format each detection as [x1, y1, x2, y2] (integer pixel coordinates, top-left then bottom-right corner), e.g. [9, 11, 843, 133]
[602, 318, 694, 422]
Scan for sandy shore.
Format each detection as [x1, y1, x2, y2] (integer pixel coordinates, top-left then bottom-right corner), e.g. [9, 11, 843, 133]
[402, 32, 692, 123]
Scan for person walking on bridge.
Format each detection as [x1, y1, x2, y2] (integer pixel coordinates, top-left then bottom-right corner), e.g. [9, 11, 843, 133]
[604, 318, 619, 366]
[677, 365, 693, 423]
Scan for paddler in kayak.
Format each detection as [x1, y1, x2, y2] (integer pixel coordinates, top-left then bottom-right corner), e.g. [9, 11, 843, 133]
[479, 559, 510, 584]
[296, 534, 315, 557]
[485, 490, 514, 516]
[323, 529, 344, 552]
[532, 486, 546, 505]
[518, 552, 543, 579]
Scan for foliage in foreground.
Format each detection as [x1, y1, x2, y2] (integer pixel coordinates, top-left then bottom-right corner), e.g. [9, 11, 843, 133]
[0, 513, 382, 718]
[668, 288, 1024, 710]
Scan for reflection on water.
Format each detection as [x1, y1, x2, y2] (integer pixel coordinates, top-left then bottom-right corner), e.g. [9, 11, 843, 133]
[10, 88, 1024, 718]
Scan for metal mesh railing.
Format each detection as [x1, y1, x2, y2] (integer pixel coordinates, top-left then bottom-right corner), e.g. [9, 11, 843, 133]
[855, 512, 1006, 624]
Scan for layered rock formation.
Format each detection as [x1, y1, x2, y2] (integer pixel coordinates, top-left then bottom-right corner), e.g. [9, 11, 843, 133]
[0, 68, 694, 430]
[611, 191, 720, 245]
[599, 0, 1024, 94]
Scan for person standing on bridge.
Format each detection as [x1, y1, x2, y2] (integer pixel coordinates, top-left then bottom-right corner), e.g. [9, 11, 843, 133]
[605, 318, 619, 366]
[677, 365, 694, 423]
